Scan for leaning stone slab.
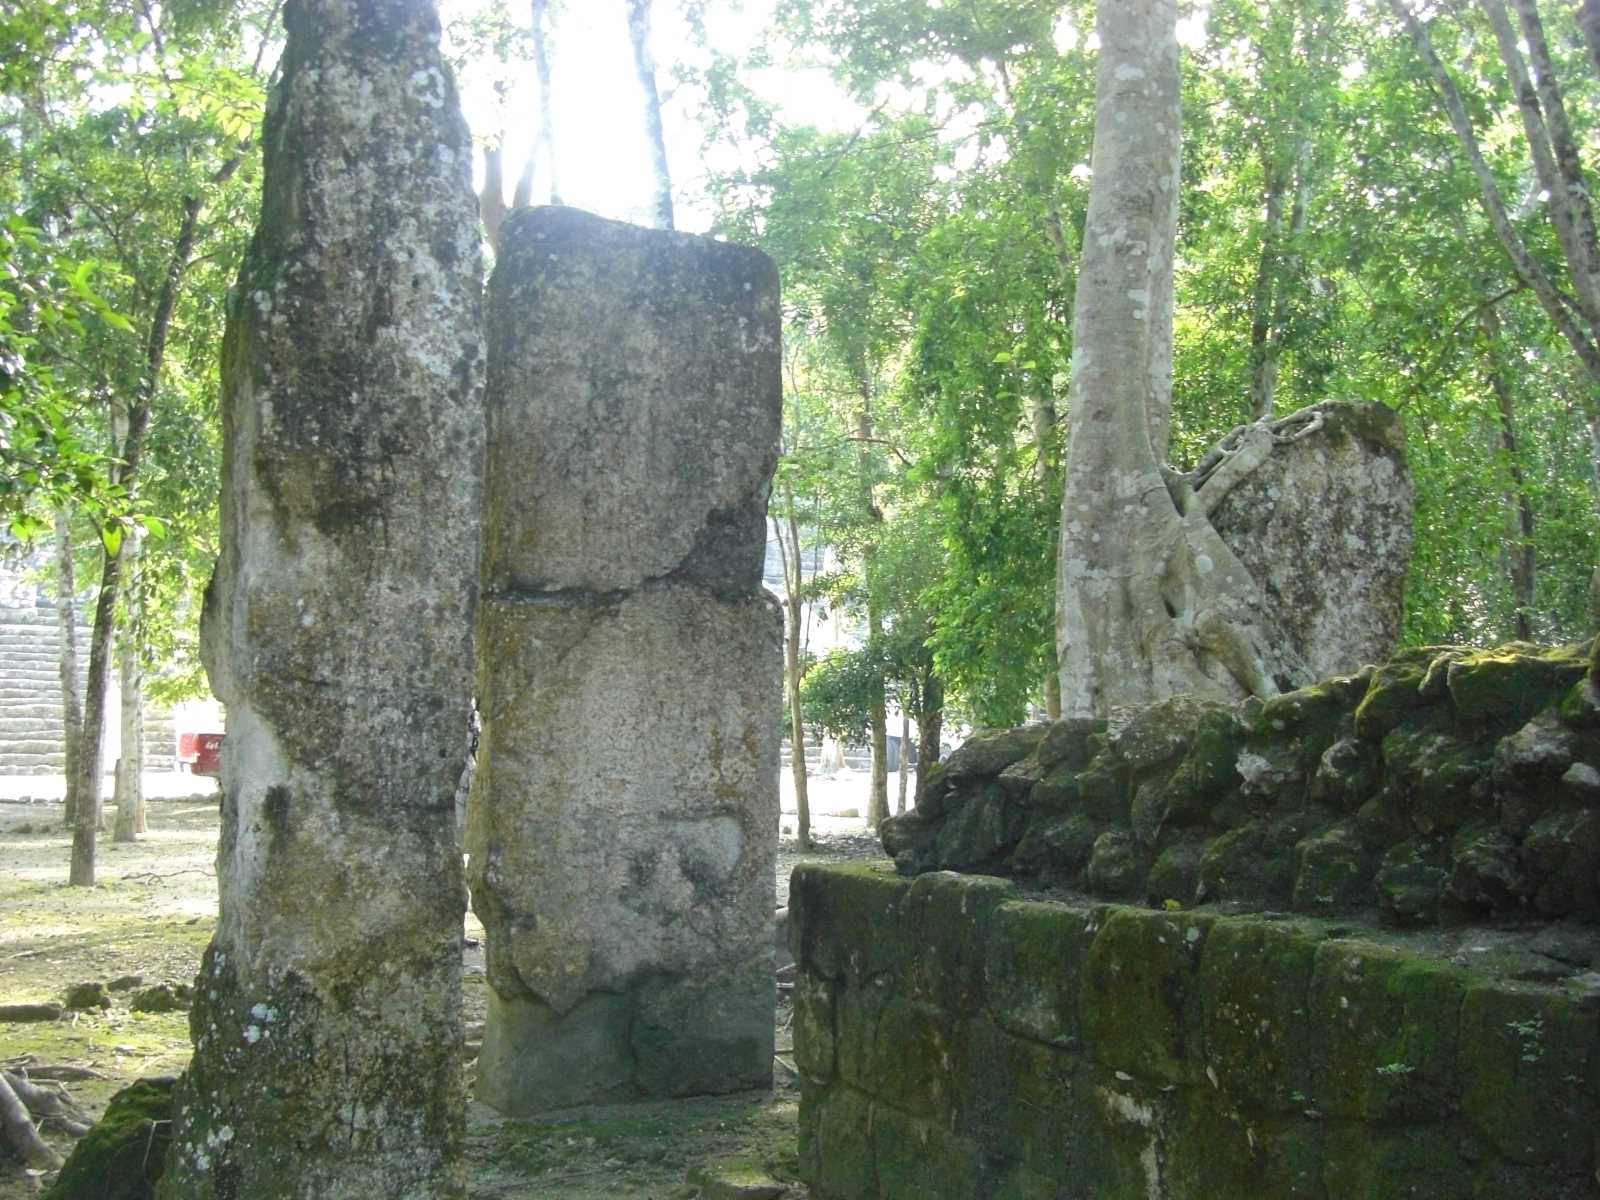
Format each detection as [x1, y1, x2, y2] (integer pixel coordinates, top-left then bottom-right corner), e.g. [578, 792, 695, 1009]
[160, 0, 484, 1195]
[470, 206, 781, 1113]
[1209, 400, 1412, 678]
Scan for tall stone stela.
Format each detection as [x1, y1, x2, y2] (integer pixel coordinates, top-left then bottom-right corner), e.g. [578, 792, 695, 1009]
[160, 0, 484, 1194]
[470, 206, 782, 1113]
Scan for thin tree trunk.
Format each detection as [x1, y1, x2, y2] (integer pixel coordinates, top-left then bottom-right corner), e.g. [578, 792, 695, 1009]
[480, 143, 509, 249]
[895, 708, 909, 815]
[1480, 0, 1600, 331]
[111, 574, 145, 843]
[1247, 160, 1290, 420]
[914, 672, 943, 807]
[531, 0, 560, 205]
[1508, 0, 1600, 323]
[854, 380, 889, 829]
[1581, 0, 1600, 79]
[1389, 0, 1600, 389]
[1479, 304, 1537, 639]
[71, 189, 204, 887]
[625, 0, 674, 230]
[54, 509, 82, 829]
[778, 485, 811, 850]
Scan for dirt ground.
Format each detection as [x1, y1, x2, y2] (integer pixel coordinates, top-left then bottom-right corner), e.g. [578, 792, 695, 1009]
[0, 768, 891, 1198]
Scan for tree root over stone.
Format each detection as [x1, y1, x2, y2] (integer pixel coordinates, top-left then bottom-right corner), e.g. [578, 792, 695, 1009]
[0, 1066, 92, 1171]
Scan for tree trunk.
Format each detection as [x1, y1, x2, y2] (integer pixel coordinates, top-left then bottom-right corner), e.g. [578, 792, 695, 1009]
[854, 383, 889, 829]
[111, 591, 145, 842]
[1582, 0, 1600, 79]
[480, 143, 509, 249]
[895, 708, 909, 815]
[1247, 159, 1290, 420]
[778, 485, 812, 851]
[1390, 0, 1600, 389]
[1055, 0, 1305, 724]
[54, 509, 82, 829]
[70, 190, 203, 886]
[625, 0, 673, 230]
[1479, 304, 1537, 640]
[531, 0, 560, 205]
[914, 671, 943, 807]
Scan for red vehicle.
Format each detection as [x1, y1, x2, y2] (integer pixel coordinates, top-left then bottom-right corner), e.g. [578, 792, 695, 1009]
[176, 732, 224, 778]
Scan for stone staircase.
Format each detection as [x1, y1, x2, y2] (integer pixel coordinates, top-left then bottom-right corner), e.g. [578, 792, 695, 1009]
[0, 605, 175, 775]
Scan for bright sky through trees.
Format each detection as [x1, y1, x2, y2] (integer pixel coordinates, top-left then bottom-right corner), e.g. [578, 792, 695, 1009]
[440, 0, 866, 232]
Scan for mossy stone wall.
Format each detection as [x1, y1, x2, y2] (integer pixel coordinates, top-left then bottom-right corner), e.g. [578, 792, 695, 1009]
[887, 640, 1600, 927]
[791, 863, 1600, 1199]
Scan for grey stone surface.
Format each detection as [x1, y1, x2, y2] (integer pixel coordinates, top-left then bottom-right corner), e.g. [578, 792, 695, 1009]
[470, 207, 782, 1113]
[1210, 400, 1413, 678]
[161, 0, 483, 1195]
[482, 206, 781, 598]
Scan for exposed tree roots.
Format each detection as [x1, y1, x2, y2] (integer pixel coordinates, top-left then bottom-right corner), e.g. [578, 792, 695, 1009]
[0, 1064, 92, 1173]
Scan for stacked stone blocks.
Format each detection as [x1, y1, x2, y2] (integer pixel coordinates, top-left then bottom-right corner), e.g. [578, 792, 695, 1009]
[469, 206, 783, 1113]
[791, 863, 1600, 1199]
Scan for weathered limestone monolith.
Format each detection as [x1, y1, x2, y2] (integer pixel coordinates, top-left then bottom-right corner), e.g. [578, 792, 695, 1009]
[159, 0, 484, 1194]
[469, 206, 782, 1113]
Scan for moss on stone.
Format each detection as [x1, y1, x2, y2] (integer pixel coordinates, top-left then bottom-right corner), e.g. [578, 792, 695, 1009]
[1085, 830, 1147, 899]
[1447, 642, 1591, 731]
[1374, 837, 1450, 925]
[984, 901, 1102, 1048]
[1354, 646, 1461, 741]
[1030, 718, 1108, 773]
[46, 1076, 175, 1200]
[1457, 982, 1599, 1171]
[1073, 745, 1131, 825]
[788, 862, 909, 980]
[1024, 760, 1081, 813]
[1152, 707, 1244, 828]
[1291, 821, 1375, 913]
[1198, 920, 1317, 1113]
[1197, 821, 1294, 905]
[933, 783, 1025, 872]
[1081, 909, 1212, 1087]
[896, 870, 1017, 1014]
[1145, 834, 1207, 908]
[1308, 940, 1469, 1123]
[1007, 811, 1098, 881]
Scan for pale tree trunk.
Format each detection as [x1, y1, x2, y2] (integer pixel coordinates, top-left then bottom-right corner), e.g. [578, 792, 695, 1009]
[111, 547, 145, 843]
[896, 708, 909, 815]
[625, 0, 673, 230]
[531, 0, 560, 205]
[776, 485, 812, 850]
[1055, 0, 1306, 724]
[1390, 0, 1600, 387]
[480, 144, 509, 250]
[854, 384, 889, 829]
[1582, 0, 1600, 79]
[54, 510, 83, 829]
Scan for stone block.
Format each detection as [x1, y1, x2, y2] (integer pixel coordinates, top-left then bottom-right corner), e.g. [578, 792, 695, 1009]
[1080, 908, 1212, 1087]
[1457, 981, 1598, 1172]
[1197, 919, 1316, 1113]
[482, 206, 780, 597]
[471, 209, 781, 1113]
[1308, 940, 1468, 1123]
[984, 900, 1100, 1049]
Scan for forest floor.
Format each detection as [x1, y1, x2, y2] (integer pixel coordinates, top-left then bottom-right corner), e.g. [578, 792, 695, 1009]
[0, 768, 891, 1198]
